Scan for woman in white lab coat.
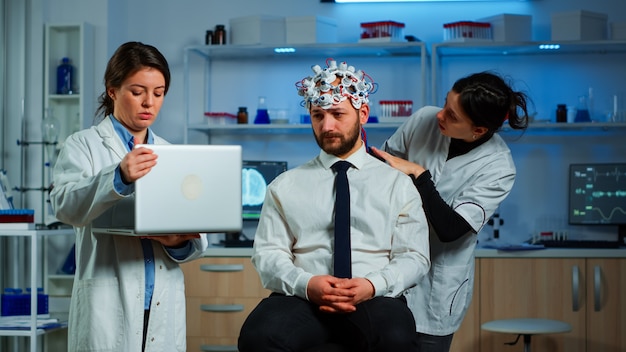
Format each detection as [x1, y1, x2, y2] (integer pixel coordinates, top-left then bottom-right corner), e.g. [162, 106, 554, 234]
[371, 71, 530, 352]
[50, 42, 208, 352]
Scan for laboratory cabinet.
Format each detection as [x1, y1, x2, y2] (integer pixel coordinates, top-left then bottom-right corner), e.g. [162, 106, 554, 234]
[183, 42, 428, 144]
[0, 228, 74, 352]
[183, 250, 625, 352]
[180, 255, 270, 351]
[452, 251, 626, 352]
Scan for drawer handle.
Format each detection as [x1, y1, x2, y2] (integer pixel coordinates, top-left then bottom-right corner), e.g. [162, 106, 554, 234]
[200, 264, 244, 272]
[594, 265, 602, 312]
[200, 345, 238, 352]
[201, 304, 244, 312]
[572, 265, 580, 312]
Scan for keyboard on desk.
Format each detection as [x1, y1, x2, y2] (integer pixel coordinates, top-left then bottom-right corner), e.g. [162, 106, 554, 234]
[540, 240, 621, 249]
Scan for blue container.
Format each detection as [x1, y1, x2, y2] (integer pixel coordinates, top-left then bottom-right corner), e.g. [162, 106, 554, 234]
[254, 96, 270, 124]
[254, 109, 270, 124]
[1, 288, 48, 316]
[574, 108, 591, 123]
[56, 57, 74, 94]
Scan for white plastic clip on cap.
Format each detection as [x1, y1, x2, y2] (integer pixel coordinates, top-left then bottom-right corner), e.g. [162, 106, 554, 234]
[296, 59, 376, 110]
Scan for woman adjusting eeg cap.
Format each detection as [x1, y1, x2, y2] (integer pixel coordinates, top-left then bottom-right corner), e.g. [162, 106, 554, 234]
[296, 58, 376, 110]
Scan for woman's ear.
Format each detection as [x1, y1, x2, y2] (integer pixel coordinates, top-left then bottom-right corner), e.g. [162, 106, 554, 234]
[474, 126, 488, 137]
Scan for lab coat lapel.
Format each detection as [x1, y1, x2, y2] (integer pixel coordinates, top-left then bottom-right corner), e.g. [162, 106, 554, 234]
[95, 117, 130, 160]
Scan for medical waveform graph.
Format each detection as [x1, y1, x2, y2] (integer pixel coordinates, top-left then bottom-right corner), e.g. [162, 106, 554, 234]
[569, 163, 626, 225]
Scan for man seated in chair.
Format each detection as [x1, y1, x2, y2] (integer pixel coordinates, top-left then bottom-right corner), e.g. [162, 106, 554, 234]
[237, 59, 431, 352]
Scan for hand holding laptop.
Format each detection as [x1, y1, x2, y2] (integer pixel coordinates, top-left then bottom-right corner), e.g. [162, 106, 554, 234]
[119, 139, 158, 183]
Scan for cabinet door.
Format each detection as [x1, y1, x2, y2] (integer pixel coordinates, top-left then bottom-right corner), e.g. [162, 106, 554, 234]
[586, 259, 626, 352]
[479, 258, 586, 352]
[181, 257, 270, 350]
[449, 259, 480, 352]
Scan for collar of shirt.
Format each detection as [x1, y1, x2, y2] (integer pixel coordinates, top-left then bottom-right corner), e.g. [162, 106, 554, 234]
[109, 115, 155, 151]
[318, 141, 368, 171]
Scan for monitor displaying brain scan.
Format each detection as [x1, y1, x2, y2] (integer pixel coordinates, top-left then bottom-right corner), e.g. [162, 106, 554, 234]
[242, 161, 288, 219]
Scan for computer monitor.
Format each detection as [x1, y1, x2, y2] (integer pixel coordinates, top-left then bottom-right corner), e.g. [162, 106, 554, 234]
[568, 163, 626, 242]
[242, 160, 288, 220]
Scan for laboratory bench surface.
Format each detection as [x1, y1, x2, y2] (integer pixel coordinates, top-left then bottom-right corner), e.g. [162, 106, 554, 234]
[200, 246, 626, 258]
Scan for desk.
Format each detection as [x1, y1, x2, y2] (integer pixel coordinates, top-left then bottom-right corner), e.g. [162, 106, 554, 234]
[481, 318, 572, 352]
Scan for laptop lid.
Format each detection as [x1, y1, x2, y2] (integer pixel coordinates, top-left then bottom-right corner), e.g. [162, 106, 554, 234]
[94, 144, 242, 235]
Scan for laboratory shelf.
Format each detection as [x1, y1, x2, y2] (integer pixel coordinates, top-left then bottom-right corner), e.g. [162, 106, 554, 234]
[187, 122, 404, 136]
[501, 122, 626, 137]
[189, 121, 626, 138]
[432, 40, 626, 57]
[0, 324, 68, 337]
[183, 42, 428, 143]
[0, 228, 74, 352]
[431, 40, 626, 106]
[185, 41, 427, 60]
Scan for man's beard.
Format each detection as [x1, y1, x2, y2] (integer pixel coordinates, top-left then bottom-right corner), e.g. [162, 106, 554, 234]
[314, 119, 361, 157]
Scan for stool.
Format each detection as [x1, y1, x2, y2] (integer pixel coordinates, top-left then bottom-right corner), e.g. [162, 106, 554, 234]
[481, 318, 572, 352]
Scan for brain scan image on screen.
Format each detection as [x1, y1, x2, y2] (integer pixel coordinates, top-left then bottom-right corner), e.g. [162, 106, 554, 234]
[241, 161, 287, 219]
[242, 168, 267, 206]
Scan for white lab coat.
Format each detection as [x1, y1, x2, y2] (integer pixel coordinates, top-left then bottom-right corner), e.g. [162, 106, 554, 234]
[50, 116, 208, 352]
[383, 106, 516, 335]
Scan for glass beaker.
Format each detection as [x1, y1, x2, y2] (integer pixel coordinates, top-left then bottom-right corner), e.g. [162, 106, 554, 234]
[254, 96, 270, 124]
[574, 95, 591, 123]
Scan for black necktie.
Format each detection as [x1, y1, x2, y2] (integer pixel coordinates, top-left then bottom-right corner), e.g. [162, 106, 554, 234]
[332, 161, 352, 279]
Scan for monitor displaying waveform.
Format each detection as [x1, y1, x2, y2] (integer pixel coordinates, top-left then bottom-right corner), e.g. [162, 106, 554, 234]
[569, 163, 626, 225]
[241, 160, 287, 220]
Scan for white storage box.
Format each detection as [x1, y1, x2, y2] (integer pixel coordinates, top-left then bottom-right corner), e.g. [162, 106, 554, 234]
[479, 14, 532, 42]
[611, 22, 626, 40]
[551, 10, 608, 41]
[230, 15, 285, 45]
[285, 16, 337, 44]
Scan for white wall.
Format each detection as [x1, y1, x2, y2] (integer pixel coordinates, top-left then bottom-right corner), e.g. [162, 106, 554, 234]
[9, 0, 626, 242]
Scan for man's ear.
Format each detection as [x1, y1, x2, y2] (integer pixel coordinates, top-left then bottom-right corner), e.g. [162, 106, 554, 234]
[359, 104, 370, 124]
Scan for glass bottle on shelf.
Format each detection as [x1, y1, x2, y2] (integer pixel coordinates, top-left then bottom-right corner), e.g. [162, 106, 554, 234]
[56, 57, 75, 94]
[237, 107, 248, 124]
[556, 104, 567, 123]
[254, 96, 270, 124]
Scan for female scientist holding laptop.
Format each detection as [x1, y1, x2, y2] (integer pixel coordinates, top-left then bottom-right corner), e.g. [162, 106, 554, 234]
[50, 42, 208, 352]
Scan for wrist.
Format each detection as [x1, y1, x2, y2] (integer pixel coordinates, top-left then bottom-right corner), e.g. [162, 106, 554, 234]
[365, 278, 376, 298]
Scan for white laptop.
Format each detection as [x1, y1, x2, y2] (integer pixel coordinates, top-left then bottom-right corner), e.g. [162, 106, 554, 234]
[93, 144, 242, 236]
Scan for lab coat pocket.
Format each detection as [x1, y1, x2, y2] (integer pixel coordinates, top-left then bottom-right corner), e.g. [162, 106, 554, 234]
[70, 277, 124, 351]
[431, 262, 472, 328]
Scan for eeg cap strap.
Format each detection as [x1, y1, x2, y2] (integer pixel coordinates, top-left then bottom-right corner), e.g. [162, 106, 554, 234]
[296, 58, 376, 110]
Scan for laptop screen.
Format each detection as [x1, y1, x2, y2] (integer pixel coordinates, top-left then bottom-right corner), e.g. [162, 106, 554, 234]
[242, 160, 287, 220]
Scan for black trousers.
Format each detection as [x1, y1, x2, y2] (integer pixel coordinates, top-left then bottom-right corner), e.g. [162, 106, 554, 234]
[238, 293, 418, 352]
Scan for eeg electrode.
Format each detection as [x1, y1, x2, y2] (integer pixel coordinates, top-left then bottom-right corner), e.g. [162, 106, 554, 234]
[296, 58, 376, 110]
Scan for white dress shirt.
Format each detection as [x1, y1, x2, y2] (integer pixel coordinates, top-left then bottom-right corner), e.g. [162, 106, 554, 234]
[251, 143, 431, 300]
